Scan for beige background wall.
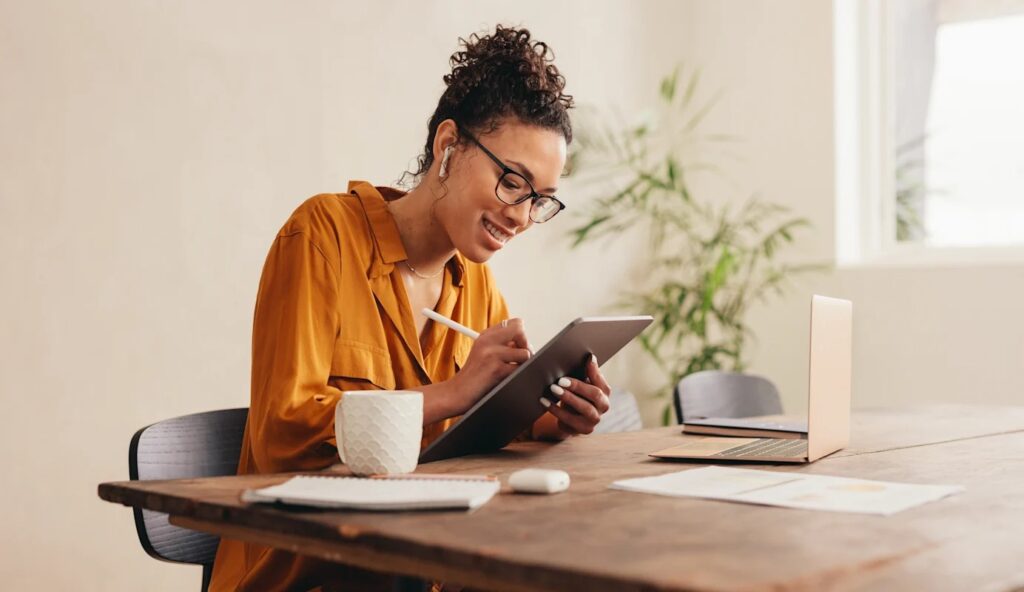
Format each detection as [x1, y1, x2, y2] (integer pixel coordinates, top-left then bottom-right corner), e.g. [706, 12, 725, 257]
[1, 0, 1020, 589]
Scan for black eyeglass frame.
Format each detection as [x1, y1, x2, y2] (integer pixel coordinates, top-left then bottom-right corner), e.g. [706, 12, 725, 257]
[455, 124, 566, 223]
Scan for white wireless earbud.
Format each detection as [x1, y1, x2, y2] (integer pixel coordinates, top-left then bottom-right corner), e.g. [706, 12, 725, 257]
[439, 146, 453, 179]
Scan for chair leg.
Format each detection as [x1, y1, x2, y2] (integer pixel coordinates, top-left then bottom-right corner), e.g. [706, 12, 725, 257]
[201, 563, 212, 592]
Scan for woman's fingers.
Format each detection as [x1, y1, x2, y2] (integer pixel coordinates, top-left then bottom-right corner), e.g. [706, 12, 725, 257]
[538, 366, 614, 435]
[466, 318, 532, 370]
[585, 355, 611, 394]
[542, 399, 595, 435]
[547, 387, 602, 423]
[496, 346, 531, 365]
[551, 377, 609, 414]
[488, 318, 530, 351]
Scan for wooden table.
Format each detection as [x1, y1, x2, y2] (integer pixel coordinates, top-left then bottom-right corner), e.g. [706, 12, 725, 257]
[98, 405, 1024, 591]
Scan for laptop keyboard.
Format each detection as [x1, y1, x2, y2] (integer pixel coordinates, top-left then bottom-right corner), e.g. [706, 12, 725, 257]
[714, 438, 808, 459]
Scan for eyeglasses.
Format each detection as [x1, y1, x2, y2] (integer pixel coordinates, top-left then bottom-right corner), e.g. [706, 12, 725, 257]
[456, 125, 566, 223]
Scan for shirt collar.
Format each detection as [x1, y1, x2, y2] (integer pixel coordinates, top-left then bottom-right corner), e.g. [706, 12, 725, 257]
[348, 180, 465, 287]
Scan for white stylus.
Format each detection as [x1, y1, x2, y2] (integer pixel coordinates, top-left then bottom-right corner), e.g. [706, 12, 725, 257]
[421, 308, 480, 340]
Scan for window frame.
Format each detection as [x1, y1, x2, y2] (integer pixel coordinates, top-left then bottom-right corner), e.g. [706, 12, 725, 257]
[833, 0, 1024, 268]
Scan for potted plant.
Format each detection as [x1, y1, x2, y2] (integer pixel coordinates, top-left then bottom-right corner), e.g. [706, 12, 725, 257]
[568, 67, 818, 424]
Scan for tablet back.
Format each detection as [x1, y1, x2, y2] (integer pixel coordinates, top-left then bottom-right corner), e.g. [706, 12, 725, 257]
[419, 316, 653, 463]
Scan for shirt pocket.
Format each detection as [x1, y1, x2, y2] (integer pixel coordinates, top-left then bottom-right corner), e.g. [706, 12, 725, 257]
[330, 339, 396, 391]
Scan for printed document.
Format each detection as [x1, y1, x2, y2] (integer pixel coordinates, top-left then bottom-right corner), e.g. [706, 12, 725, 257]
[610, 466, 962, 515]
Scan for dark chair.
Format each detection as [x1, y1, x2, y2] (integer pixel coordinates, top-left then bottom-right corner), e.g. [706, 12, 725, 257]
[128, 408, 428, 592]
[593, 387, 643, 433]
[673, 370, 783, 424]
[129, 408, 248, 591]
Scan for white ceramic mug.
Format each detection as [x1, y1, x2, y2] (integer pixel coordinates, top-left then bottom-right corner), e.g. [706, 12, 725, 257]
[335, 390, 423, 476]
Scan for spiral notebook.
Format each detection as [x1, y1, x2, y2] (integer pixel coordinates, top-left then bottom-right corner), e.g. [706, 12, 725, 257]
[241, 474, 501, 511]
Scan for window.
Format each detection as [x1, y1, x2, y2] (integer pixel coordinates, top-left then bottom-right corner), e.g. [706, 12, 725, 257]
[835, 0, 1024, 264]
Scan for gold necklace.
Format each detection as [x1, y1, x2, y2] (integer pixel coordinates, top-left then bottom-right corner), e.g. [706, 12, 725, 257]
[403, 260, 446, 279]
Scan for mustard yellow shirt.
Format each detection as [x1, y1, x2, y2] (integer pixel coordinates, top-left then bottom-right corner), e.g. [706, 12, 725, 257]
[209, 181, 510, 591]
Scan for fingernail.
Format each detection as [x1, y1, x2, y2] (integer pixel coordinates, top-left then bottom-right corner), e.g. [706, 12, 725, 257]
[549, 384, 565, 396]
[539, 398, 551, 408]
[558, 377, 571, 388]
[591, 354, 598, 365]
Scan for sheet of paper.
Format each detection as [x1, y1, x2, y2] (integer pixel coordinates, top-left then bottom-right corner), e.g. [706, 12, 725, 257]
[609, 466, 963, 515]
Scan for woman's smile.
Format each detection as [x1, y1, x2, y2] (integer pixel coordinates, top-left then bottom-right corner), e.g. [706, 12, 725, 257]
[482, 217, 514, 248]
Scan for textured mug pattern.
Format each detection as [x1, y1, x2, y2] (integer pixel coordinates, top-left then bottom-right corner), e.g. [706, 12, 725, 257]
[336, 391, 423, 476]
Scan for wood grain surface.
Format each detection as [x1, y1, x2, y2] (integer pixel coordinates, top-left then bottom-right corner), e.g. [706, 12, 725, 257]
[98, 405, 1024, 591]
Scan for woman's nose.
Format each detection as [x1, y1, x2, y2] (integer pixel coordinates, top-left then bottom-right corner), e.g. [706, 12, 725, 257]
[503, 198, 533, 230]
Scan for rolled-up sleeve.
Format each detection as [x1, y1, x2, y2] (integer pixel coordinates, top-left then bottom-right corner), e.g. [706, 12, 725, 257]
[248, 231, 342, 473]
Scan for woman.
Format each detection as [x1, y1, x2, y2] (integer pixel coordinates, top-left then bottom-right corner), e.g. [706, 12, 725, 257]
[209, 25, 612, 591]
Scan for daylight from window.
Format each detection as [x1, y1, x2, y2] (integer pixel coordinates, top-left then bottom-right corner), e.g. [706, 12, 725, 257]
[922, 15, 1024, 247]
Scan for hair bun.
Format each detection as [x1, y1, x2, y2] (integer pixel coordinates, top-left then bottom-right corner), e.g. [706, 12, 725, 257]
[443, 25, 572, 113]
[408, 24, 573, 182]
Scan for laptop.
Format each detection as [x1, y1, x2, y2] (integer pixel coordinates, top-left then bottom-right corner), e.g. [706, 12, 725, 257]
[650, 295, 852, 463]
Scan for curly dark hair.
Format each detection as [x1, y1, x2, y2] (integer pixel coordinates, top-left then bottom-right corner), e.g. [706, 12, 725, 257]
[409, 24, 574, 181]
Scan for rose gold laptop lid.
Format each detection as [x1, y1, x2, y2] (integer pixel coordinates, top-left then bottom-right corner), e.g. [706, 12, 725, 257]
[806, 295, 853, 461]
[648, 294, 851, 463]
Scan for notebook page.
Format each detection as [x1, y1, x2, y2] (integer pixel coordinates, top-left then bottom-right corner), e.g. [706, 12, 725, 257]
[243, 475, 501, 511]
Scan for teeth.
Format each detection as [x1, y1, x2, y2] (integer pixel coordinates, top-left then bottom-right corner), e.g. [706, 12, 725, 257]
[483, 219, 512, 244]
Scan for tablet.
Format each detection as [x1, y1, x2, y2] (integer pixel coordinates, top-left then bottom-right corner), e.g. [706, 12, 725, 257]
[419, 315, 653, 463]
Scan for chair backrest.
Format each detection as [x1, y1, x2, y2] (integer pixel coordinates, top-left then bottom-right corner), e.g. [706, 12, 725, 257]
[594, 387, 643, 433]
[673, 371, 783, 423]
[128, 408, 248, 582]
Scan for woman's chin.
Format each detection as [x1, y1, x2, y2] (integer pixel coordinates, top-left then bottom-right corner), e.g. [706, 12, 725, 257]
[454, 221, 511, 263]
[457, 245, 497, 264]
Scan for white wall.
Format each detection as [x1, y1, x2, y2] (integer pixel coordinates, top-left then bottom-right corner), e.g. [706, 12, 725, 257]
[2, 0, 1020, 589]
[0, 0, 687, 588]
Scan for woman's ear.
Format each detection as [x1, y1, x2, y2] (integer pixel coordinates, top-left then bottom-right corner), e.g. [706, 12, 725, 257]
[432, 119, 459, 172]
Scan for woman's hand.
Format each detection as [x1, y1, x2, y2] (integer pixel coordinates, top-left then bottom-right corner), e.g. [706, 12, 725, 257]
[448, 318, 531, 415]
[537, 354, 611, 437]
